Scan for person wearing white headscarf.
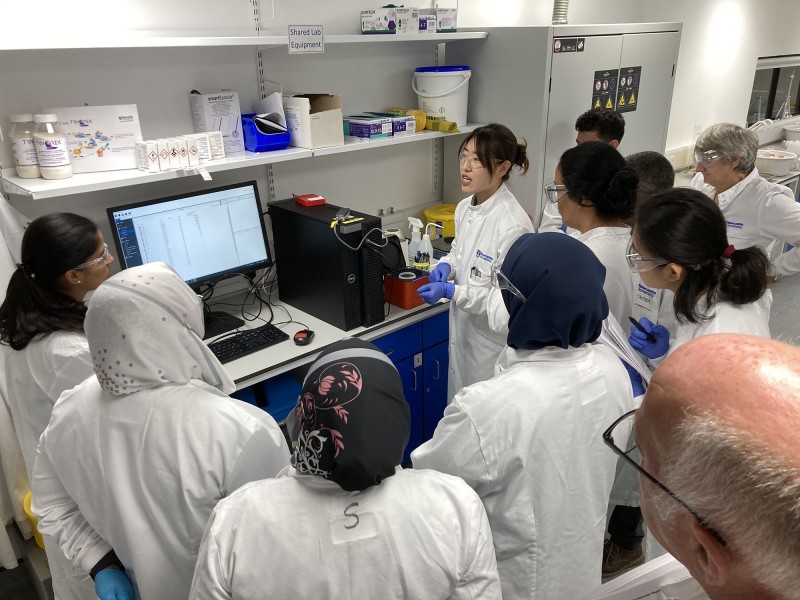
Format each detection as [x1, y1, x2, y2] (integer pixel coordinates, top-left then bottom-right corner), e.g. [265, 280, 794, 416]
[190, 338, 501, 600]
[30, 262, 290, 600]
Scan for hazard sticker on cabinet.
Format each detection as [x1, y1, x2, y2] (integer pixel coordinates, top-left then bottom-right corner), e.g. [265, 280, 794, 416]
[591, 68, 619, 112]
[616, 66, 641, 113]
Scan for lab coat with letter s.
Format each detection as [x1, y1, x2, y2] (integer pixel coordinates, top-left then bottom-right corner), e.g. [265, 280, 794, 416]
[412, 343, 635, 600]
[437, 184, 533, 400]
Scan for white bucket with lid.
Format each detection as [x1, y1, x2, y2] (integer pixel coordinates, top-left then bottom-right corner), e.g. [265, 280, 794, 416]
[413, 66, 471, 128]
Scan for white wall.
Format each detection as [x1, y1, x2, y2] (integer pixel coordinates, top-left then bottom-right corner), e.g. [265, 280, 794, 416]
[458, 0, 643, 27]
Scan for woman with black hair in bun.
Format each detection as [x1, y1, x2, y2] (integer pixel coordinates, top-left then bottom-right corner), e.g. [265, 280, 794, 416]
[627, 187, 771, 362]
[545, 141, 639, 327]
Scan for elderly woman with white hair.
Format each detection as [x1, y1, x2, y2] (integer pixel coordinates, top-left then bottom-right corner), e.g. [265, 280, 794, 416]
[691, 122, 800, 279]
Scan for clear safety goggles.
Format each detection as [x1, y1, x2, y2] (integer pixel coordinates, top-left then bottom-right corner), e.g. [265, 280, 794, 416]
[74, 243, 111, 270]
[625, 238, 670, 273]
[693, 149, 722, 167]
[458, 152, 484, 170]
[543, 183, 569, 204]
[490, 260, 526, 302]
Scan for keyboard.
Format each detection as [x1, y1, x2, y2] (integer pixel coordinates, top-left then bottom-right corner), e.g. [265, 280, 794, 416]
[208, 323, 290, 364]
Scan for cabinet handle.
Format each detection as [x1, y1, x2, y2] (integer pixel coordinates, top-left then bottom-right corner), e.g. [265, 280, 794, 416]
[410, 368, 418, 391]
[433, 359, 441, 381]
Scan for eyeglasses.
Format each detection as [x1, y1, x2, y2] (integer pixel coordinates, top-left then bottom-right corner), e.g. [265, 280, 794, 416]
[543, 183, 569, 204]
[490, 260, 526, 302]
[74, 244, 111, 270]
[603, 409, 726, 546]
[693, 149, 722, 167]
[458, 152, 485, 170]
[625, 237, 670, 273]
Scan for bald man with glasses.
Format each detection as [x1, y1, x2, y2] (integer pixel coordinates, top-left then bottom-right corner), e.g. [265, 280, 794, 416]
[598, 334, 800, 600]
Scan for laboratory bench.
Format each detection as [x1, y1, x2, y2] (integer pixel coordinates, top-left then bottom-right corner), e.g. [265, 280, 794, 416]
[211, 294, 450, 463]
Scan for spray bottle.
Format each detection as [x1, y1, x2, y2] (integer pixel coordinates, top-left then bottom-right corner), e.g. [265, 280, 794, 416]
[408, 217, 423, 267]
[413, 222, 438, 272]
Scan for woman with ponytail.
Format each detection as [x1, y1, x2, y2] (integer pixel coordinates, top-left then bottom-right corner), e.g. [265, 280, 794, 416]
[547, 141, 639, 326]
[0, 212, 113, 600]
[627, 188, 771, 361]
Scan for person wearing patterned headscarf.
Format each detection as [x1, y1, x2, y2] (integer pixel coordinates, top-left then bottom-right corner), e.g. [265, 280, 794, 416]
[189, 338, 502, 600]
[413, 233, 637, 600]
[30, 262, 290, 600]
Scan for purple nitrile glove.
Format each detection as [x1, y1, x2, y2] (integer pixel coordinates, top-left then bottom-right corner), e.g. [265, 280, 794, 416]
[417, 282, 455, 304]
[621, 359, 646, 397]
[628, 317, 670, 360]
[94, 568, 134, 600]
[428, 262, 452, 283]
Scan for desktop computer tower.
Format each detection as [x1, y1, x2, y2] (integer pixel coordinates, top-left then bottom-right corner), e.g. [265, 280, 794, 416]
[269, 199, 385, 331]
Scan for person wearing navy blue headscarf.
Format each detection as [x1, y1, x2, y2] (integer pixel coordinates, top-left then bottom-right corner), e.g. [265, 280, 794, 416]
[413, 232, 637, 600]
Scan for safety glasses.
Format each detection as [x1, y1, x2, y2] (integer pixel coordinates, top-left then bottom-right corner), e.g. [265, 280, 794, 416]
[625, 238, 670, 273]
[543, 183, 569, 204]
[74, 244, 111, 270]
[693, 149, 722, 167]
[490, 260, 526, 302]
[458, 152, 485, 170]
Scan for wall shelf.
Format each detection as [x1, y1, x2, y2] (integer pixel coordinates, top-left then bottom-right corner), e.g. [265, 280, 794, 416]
[0, 31, 487, 52]
[1, 127, 480, 200]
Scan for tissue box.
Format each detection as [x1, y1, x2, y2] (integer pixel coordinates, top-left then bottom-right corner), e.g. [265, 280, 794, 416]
[241, 114, 291, 152]
[366, 112, 416, 136]
[419, 8, 457, 32]
[283, 94, 344, 149]
[43, 104, 142, 173]
[189, 90, 245, 155]
[347, 115, 392, 139]
[396, 7, 419, 34]
[361, 8, 397, 34]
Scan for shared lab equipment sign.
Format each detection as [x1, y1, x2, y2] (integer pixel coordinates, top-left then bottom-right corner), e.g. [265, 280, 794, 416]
[288, 25, 324, 54]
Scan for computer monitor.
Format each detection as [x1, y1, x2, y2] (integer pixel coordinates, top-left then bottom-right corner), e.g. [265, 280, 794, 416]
[107, 180, 272, 338]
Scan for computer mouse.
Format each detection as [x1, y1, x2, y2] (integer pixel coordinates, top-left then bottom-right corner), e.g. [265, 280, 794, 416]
[293, 329, 315, 346]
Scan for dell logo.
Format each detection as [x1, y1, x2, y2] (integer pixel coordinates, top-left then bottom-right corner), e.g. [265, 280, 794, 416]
[347, 274, 356, 284]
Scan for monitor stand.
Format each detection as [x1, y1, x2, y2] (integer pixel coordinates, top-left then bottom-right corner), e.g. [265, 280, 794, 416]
[202, 311, 245, 340]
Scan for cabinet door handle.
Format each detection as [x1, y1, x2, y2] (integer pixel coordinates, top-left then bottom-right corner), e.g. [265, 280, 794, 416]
[410, 368, 418, 391]
[433, 359, 441, 381]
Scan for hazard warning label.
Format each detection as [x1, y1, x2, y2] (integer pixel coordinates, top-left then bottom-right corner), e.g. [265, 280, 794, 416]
[591, 68, 619, 112]
[616, 66, 641, 113]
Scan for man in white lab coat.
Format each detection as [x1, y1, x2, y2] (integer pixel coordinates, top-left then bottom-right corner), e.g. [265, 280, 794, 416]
[413, 233, 635, 600]
[600, 334, 800, 600]
[31, 262, 290, 600]
[190, 338, 502, 600]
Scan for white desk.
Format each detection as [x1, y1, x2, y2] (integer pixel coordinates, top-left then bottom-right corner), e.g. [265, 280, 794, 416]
[208, 296, 449, 389]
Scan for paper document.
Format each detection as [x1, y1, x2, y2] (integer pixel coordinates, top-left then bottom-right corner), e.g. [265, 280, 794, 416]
[253, 92, 288, 132]
[598, 314, 653, 385]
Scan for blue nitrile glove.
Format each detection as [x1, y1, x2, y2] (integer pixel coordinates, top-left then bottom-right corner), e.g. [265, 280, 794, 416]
[417, 282, 455, 304]
[95, 568, 134, 600]
[628, 317, 670, 360]
[428, 262, 452, 283]
[621, 359, 646, 398]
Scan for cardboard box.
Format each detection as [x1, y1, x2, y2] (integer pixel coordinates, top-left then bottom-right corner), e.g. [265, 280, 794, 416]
[189, 90, 245, 155]
[347, 115, 392, 139]
[419, 8, 457, 32]
[283, 94, 344, 149]
[366, 112, 416, 136]
[43, 104, 142, 173]
[361, 8, 397, 34]
[395, 7, 419, 34]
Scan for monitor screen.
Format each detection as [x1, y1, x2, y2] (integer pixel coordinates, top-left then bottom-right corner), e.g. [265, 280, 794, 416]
[107, 181, 272, 288]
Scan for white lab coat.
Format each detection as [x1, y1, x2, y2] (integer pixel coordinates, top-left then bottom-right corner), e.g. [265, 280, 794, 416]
[692, 169, 800, 276]
[576, 227, 636, 329]
[438, 184, 533, 400]
[4, 332, 97, 599]
[412, 343, 635, 600]
[190, 466, 502, 600]
[32, 377, 290, 600]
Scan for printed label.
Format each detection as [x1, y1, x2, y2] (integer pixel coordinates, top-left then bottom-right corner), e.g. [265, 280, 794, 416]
[12, 137, 39, 166]
[33, 137, 71, 167]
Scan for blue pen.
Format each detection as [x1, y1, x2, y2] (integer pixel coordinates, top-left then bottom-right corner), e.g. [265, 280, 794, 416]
[629, 317, 657, 344]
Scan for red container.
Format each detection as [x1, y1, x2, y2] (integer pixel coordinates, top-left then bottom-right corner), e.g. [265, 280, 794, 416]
[384, 270, 428, 309]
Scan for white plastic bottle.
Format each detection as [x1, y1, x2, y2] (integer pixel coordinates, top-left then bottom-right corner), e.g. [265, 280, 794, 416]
[408, 217, 423, 267]
[9, 114, 41, 179]
[413, 222, 435, 272]
[33, 114, 73, 180]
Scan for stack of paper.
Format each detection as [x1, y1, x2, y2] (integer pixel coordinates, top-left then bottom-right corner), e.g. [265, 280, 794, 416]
[598, 314, 653, 385]
[252, 92, 288, 133]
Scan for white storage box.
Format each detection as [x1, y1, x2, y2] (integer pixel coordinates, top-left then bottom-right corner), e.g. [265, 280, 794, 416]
[283, 94, 344, 149]
[42, 104, 142, 173]
[189, 90, 245, 155]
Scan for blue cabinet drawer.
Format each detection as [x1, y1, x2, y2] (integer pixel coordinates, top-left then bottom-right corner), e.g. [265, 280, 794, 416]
[422, 309, 449, 348]
[371, 322, 423, 363]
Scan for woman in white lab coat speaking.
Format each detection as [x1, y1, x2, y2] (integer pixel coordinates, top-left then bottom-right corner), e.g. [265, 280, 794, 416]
[0, 213, 115, 600]
[190, 337, 502, 600]
[412, 232, 635, 600]
[31, 262, 290, 600]
[417, 123, 534, 401]
[627, 188, 771, 362]
[549, 141, 639, 327]
[691, 122, 800, 279]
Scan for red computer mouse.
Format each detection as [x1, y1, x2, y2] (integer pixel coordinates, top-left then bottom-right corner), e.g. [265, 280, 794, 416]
[293, 329, 315, 346]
